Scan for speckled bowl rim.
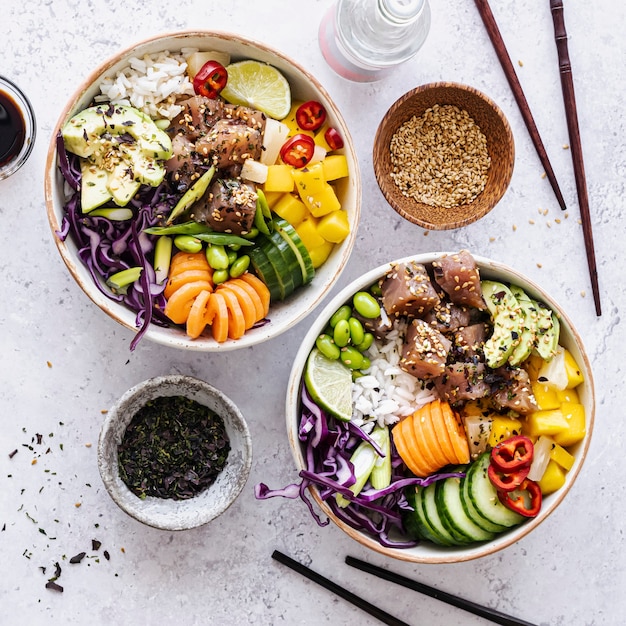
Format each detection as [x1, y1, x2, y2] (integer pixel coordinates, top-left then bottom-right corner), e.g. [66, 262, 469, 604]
[286, 252, 595, 564]
[98, 375, 252, 530]
[44, 30, 361, 352]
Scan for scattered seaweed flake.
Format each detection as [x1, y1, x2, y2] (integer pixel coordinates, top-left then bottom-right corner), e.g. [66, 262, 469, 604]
[92, 539, 102, 551]
[45, 580, 64, 593]
[8, 449, 17, 459]
[69, 552, 86, 564]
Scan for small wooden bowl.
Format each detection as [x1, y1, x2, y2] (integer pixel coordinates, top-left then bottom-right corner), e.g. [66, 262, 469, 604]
[373, 82, 514, 230]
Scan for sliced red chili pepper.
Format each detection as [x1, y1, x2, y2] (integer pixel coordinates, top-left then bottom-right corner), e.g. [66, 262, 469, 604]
[324, 127, 344, 151]
[280, 133, 315, 168]
[488, 462, 530, 492]
[497, 478, 542, 517]
[193, 60, 228, 99]
[491, 435, 534, 472]
[295, 100, 327, 131]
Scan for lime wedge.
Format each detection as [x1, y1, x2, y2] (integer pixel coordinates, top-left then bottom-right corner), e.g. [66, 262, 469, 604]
[221, 60, 292, 120]
[304, 348, 353, 422]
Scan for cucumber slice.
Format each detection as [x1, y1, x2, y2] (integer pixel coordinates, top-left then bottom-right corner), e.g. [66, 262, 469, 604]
[422, 483, 467, 546]
[273, 216, 315, 285]
[467, 453, 526, 528]
[435, 473, 496, 543]
[460, 470, 508, 534]
[405, 487, 454, 546]
[260, 235, 297, 294]
[249, 246, 282, 301]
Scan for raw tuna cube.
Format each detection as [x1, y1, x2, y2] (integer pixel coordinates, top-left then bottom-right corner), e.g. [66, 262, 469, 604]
[432, 250, 486, 310]
[381, 261, 440, 318]
[400, 319, 451, 379]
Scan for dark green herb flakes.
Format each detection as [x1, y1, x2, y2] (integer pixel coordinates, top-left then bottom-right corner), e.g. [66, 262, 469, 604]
[117, 395, 230, 500]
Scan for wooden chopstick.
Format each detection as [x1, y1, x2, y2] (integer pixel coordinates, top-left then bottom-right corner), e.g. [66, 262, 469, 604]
[345, 556, 538, 626]
[549, 0, 602, 316]
[473, 0, 567, 211]
[271, 550, 410, 626]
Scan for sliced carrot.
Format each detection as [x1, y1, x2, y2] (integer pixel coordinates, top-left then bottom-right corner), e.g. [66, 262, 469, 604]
[428, 399, 459, 465]
[412, 403, 449, 472]
[239, 272, 270, 317]
[164, 280, 213, 324]
[392, 421, 422, 477]
[164, 269, 213, 299]
[228, 278, 265, 321]
[218, 287, 246, 340]
[410, 409, 441, 475]
[440, 401, 471, 464]
[205, 291, 229, 343]
[218, 282, 257, 329]
[170, 251, 209, 271]
[393, 417, 432, 478]
[186, 289, 212, 339]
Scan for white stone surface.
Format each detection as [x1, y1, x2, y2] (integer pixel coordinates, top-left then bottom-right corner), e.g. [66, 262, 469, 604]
[1, 1, 623, 624]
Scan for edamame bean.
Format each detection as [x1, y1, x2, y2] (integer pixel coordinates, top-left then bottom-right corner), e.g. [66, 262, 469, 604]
[333, 319, 351, 347]
[360, 356, 371, 371]
[353, 291, 381, 319]
[370, 282, 382, 296]
[229, 254, 250, 278]
[329, 304, 352, 328]
[348, 317, 364, 346]
[340, 346, 364, 370]
[227, 249, 238, 265]
[173, 235, 203, 254]
[206, 244, 230, 270]
[212, 269, 229, 285]
[241, 227, 259, 240]
[356, 332, 374, 352]
[316, 334, 340, 360]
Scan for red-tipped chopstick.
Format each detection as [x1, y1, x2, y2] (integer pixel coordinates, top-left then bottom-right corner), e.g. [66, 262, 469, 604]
[473, 0, 567, 211]
[549, 0, 602, 316]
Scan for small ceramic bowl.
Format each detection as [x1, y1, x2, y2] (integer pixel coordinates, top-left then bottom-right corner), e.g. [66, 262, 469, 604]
[286, 252, 594, 563]
[0, 75, 36, 180]
[44, 31, 360, 352]
[98, 375, 252, 530]
[373, 82, 514, 230]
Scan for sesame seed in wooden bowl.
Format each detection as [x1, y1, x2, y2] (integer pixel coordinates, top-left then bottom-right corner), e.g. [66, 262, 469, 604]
[373, 82, 514, 230]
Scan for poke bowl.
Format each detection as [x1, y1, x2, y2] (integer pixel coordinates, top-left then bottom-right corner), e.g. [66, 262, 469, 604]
[44, 31, 360, 351]
[278, 251, 594, 563]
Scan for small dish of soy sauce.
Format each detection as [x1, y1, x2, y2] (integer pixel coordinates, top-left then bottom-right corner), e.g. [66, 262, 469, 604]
[0, 76, 36, 180]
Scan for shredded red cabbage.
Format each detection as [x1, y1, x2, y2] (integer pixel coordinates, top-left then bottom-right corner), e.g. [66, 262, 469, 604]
[55, 132, 179, 349]
[255, 385, 464, 549]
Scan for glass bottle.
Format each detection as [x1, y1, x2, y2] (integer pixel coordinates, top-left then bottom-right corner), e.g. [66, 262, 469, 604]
[319, 0, 431, 82]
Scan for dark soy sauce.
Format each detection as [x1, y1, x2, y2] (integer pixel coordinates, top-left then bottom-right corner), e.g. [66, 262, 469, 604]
[0, 90, 26, 166]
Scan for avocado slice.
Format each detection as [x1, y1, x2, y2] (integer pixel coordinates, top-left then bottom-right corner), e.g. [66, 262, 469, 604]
[62, 104, 173, 211]
[481, 280, 523, 369]
[508, 285, 537, 366]
[533, 304, 560, 361]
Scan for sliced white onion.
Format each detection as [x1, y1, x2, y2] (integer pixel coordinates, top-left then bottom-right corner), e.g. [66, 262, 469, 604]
[537, 346, 568, 390]
[464, 415, 493, 460]
[528, 435, 554, 481]
[240, 159, 268, 184]
[260, 118, 290, 165]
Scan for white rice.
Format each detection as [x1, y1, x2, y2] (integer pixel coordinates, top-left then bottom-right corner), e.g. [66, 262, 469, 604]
[94, 48, 198, 120]
[351, 319, 436, 429]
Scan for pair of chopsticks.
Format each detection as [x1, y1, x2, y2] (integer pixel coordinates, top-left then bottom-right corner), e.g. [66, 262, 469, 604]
[272, 550, 537, 626]
[473, 0, 601, 316]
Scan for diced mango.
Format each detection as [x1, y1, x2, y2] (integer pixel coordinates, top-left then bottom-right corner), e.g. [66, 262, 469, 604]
[295, 217, 325, 251]
[553, 402, 586, 447]
[314, 123, 332, 150]
[272, 194, 308, 226]
[262, 191, 284, 208]
[549, 442, 575, 471]
[525, 353, 545, 381]
[531, 381, 561, 411]
[538, 460, 567, 495]
[524, 409, 570, 439]
[292, 162, 326, 196]
[317, 210, 350, 243]
[264, 165, 295, 192]
[488, 416, 522, 447]
[322, 154, 349, 181]
[308, 241, 335, 268]
[461, 399, 494, 418]
[306, 183, 342, 217]
[556, 388, 579, 404]
[563, 349, 584, 388]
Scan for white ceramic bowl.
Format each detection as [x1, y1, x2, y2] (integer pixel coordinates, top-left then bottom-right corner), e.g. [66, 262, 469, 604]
[98, 375, 252, 530]
[286, 252, 595, 563]
[44, 31, 360, 351]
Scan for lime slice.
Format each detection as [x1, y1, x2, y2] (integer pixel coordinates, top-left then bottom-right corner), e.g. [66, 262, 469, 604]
[304, 348, 353, 422]
[221, 60, 291, 120]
